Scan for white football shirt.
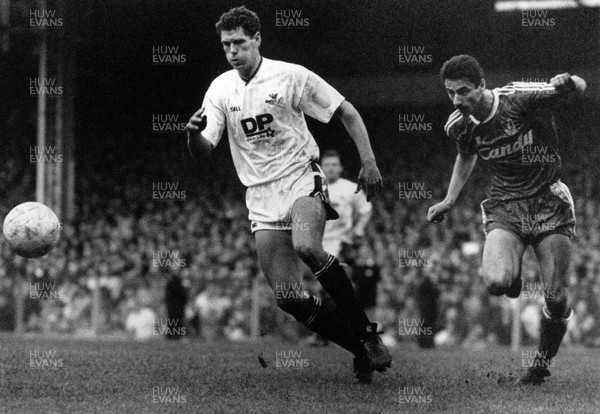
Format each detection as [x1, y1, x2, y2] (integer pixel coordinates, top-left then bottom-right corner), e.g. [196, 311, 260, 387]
[201, 58, 345, 187]
[323, 178, 371, 245]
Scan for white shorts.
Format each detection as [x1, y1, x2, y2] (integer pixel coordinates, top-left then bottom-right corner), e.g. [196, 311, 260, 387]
[248, 162, 336, 232]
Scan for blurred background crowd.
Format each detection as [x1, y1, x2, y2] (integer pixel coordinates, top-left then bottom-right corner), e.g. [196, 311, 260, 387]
[1, 106, 600, 349]
[2, 0, 599, 351]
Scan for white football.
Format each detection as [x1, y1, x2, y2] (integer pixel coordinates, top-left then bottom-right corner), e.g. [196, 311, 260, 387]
[2, 202, 61, 258]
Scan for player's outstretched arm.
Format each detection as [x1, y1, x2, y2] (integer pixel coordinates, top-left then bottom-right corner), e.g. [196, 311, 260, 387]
[551, 73, 586, 97]
[427, 153, 477, 223]
[186, 107, 213, 158]
[334, 100, 383, 201]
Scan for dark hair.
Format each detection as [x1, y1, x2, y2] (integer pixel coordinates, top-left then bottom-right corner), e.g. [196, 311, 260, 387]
[215, 6, 261, 36]
[440, 54, 485, 86]
[321, 149, 342, 162]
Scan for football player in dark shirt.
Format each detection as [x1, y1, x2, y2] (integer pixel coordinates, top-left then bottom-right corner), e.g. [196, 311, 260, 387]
[427, 55, 586, 384]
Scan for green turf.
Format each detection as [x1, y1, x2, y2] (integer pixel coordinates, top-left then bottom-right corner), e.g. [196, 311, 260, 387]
[0, 334, 599, 413]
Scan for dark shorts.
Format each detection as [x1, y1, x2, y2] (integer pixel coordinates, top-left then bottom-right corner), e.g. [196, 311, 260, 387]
[309, 162, 339, 221]
[480, 180, 576, 246]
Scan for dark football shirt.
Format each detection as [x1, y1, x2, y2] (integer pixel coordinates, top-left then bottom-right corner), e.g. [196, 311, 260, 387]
[445, 82, 566, 201]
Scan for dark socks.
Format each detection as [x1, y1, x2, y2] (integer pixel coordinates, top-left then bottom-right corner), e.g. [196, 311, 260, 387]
[314, 255, 372, 338]
[538, 304, 572, 361]
[545, 296, 570, 320]
[303, 296, 367, 357]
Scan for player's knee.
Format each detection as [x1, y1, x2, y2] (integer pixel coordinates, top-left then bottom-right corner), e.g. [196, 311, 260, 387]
[276, 294, 316, 323]
[483, 269, 513, 296]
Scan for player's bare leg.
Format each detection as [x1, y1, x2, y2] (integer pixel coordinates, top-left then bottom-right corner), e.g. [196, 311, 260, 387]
[254, 229, 369, 362]
[481, 229, 526, 298]
[290, 196, 392, 377]
[519, 234, 573, 385]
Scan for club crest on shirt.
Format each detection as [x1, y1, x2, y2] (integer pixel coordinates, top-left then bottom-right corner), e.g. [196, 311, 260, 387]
[265, 93, 285, 105]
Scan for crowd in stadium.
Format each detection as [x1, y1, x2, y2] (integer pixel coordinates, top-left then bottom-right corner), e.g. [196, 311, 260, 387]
[1, 126, 599, 349]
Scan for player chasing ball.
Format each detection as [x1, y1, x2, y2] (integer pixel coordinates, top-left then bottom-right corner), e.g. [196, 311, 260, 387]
[186, 6, 391, 383]
[428, 54, 586, 384]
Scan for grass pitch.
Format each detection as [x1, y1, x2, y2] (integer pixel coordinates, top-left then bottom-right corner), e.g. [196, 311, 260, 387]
[1, 334, 599, 413]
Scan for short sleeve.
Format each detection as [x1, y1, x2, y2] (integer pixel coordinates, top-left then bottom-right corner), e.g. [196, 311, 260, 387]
[298, 70, 345, 123]
[502, 82, 564, 113]
[201, 82, 227, 147]
[446, 116, 477, 155]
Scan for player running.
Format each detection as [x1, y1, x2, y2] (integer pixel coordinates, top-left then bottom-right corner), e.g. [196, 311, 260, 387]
[427, 54, 586, 384]
[186, 6, 391, 383]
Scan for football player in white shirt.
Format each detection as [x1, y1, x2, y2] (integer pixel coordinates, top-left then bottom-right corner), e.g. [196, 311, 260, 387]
[320, 150, 372, 258]
[186, 6, 390, 383]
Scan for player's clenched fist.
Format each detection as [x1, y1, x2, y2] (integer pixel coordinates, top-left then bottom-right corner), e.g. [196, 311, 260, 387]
[186, 107, 208, 135]
[550, 73, 575, 93]
[427, 200, 452, 223]
[355, 160, 383, 202]
[186, 108, 213, 158]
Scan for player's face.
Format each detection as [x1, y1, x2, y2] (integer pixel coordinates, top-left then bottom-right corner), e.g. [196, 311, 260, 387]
[321, 156, 342, 183]
[220, 27, 261, 75]
[444, 78, 485, 116]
